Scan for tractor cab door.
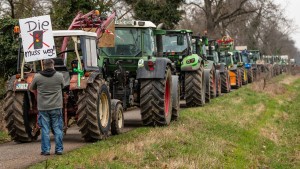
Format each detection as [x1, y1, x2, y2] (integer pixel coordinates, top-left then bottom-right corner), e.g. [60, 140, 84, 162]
[80, 36, 99, 71]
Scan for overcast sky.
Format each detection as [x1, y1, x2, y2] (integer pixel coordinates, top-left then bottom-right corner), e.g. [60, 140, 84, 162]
[275, 0, 300, 50]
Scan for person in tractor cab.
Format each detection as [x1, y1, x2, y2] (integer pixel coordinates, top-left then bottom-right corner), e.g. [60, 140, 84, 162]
[30, 59, 65, 156]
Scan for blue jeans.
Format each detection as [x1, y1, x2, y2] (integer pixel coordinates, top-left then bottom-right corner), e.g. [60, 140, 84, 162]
[38, 109, 64, 153]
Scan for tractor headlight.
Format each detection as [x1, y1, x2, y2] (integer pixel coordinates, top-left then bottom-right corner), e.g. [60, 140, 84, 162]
[186, 58, 195, 64]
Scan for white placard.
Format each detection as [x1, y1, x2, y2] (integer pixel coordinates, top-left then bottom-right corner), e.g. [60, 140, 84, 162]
[19, 15, 56, 62]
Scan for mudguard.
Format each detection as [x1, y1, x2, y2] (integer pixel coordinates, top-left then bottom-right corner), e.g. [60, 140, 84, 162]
[136, 57, 172, 79]
[204, 60, 214, 70]
[6, 75, 16, 91]
[87, 71, 102, 83]
[204, 69, 211, 98]
[229, 64, 238, 71]
[217, 63, 226, 73]
[181, 54, 202, 71]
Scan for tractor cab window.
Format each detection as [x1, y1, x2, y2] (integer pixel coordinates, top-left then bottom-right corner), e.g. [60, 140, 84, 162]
[101, 28, 142, 56]
[163, 34, 188, 53]
[242, 54, 249, 63]
[143, 28, 156, 56]
[219, 51, 232, 65]
[233, 52, 240, 64]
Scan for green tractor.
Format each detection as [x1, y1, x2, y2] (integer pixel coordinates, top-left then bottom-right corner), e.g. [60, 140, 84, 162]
[192, 35, 221, 102]
[100, 20, 180, 126]
[216, 37, 242, 89]
[201, 39, 231, 94]
[162, 29, 206, 107]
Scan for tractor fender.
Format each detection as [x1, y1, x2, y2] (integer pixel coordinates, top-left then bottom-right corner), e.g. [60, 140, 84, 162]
[70, 72, 103, 90]
[229, 64, 238, 71]
[171, 75, 179, 112]
[181, 54, 201, 71]
[136, 57, 172, 79]
[204, 69, 211, 93]
[87, 71, 102, 84]
[6, 75, 16, 91]
[217, 63, 226, 73]
[204, 60, 214, 70]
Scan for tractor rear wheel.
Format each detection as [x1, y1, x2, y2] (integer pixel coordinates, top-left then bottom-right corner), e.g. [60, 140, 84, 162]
[185, 64, 205, 107]
[4, 92, 38, 142]
[210, 67, 217, 99]
[140, 67, 172, 126]
[204, 69, 211, 103]
[111, 99, 124, 135]
[240, 67, 248, 85]
[248, 69, 254, 83]
[221, 71, 230, 93]
[77, 79, 111, 142]
[216, 71, 222, 97]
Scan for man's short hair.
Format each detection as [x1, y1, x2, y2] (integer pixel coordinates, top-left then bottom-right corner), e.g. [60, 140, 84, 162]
[43, 59, 54, 69]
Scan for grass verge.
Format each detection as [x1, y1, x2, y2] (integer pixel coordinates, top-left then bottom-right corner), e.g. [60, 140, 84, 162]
[30, 74, 300, 169]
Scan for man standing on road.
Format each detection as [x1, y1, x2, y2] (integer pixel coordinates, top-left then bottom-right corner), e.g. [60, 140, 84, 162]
[30, 59, 64, 156]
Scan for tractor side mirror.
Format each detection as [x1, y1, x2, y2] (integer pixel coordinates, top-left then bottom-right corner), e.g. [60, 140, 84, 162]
[177, 35, 184, 46]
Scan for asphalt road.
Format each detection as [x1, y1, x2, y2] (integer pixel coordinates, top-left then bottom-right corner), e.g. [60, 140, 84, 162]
[0, 108, 143, 169]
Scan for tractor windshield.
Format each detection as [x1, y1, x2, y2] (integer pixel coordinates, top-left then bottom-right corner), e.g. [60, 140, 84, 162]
[219, 52, 232, 66]
[242, 54, 249, 63]
[163, 34, 188, 53]
[101, 27, 142, 56]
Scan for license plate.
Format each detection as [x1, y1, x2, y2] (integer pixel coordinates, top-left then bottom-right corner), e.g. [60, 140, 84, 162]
[16, 83, 28, 90]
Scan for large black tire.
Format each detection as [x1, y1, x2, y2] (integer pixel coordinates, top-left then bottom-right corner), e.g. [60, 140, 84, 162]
[210, 67, 217, 99]
[140, 67, 172, 126]
[171, 75, 180, 121]
[247, 69, 254, 83]
[77, 79, 111, 142]
[221, 71, 230, 93]
[111, 99, 124, 135]
[4, 92, 39, 142]
[216, 71, 222, 97]
[204, 69, 211, 103]
[233, 69, 241, 89]
[240, 67, 248, 85]
[185, 64, 205, 107]
[4, 91, 15, 139]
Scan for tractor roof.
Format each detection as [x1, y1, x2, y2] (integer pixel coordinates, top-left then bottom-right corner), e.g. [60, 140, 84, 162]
[52, 30, 97, 37]
[166, 29, 193, 34]
[115, 20, 156, 28]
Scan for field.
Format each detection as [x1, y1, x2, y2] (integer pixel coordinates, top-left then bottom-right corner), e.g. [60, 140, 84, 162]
[27, 74, 300, 169]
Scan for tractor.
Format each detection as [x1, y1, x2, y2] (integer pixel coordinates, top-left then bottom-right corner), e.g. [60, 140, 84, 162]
[233, 50, 250, 85]
[161, 29, 206, 107]
[216, 36, 242, 89]
[247, 50, 263, 81]
[192, 34, 221, 102]
[4, 10, 122, 143]
[99, 20, 180, 126]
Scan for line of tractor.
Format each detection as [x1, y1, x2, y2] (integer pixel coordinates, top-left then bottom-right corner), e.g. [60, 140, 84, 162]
[3, 10, 289, 143]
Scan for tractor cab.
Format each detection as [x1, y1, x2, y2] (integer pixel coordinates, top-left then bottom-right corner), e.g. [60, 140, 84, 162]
[100, 20, 158, 74]
[162, 30, 193, 64]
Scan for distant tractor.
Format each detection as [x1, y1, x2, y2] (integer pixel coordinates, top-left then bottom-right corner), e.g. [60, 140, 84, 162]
[4, 11, 121, 143]
[99, 20, 180, 126]
[192, 35, 221, 102]
[216, 37, 242, 89]
[162, 29, 206, 107]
